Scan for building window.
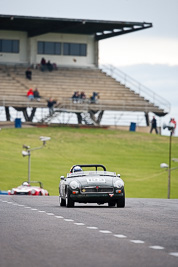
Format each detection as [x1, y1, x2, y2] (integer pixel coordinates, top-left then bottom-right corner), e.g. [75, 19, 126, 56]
[0, 39, 19, 53]
[63, 43, 87, 56]
[38, 41, 61, 55]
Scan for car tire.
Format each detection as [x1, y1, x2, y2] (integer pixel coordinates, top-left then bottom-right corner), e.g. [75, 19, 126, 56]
[59, 196, 66, 206]
[108, 201, 116, 207]
[66, 190, 74, 208]
[116, 191, 125, 208]
[116, 198, 125, 208]
[117, 191, 125, 208]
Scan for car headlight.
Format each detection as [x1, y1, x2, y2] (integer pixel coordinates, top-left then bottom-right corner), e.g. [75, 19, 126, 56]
[70, 180, 80, 189]
[11, 189, 15, 195]
[114, 179, 124, 188]
[31, 189, 36, 195]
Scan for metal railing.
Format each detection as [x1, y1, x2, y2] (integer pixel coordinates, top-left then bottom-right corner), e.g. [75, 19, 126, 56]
[59, 97, 166, 114]
[100, 64, 171, 114]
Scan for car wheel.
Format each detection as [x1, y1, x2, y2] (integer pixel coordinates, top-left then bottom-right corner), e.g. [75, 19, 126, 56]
[116, 190, 125, 208]
[116, 193, 125, 208]
[59, 196, 66, 206]
[66, 190, 74, 207]
[108, 201, 116, 207]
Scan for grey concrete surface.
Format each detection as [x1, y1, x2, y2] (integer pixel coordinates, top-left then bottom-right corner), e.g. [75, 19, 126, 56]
[0, 196, 178, 267]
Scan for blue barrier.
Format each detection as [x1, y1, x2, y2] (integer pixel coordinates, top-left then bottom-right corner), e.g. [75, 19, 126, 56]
[0, 190, 8, 195]
[14, 118, 22, 128]
[130, 122, 136, 132]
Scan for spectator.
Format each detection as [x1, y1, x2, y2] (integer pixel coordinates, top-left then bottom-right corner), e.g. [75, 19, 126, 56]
[72, 91, 80, 103]
[80, 91, 86, 101]
[27, 88, 34, 101]
[170, 118, 176, 135]
[40, 57, 47, 71]
[33, 88, 41, 101]
[25, 68, 32, 80]
[90, 92, 99, 104]
[47, 60, 53, 71]
[150, 116, 158, 134]
[41, 57, 46, 65]
[47, 98, 57, 116]
[52, 63, 58, 70]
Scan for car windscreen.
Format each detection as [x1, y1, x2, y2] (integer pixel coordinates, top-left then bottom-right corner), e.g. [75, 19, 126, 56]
[67, 171, 116, 178]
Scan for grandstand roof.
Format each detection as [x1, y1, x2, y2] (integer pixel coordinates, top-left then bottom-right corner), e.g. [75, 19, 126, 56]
[0, 14, 152, 40]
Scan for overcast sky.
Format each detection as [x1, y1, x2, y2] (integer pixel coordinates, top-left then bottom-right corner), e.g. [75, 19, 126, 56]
[1, 0, 178, 135]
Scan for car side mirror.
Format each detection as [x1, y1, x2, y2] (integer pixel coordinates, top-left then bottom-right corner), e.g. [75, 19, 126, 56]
[117, 174, 120, 178]
[60, 176, 65, 180]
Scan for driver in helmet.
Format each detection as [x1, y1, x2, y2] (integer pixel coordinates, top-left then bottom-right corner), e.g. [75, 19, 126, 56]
[22, 182, 30, 186]
[70, 165, 83, 173]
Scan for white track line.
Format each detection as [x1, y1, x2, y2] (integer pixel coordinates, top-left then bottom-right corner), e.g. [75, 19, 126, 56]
[64, 219, 74, 222]
[74, 223, 85, 226]
[87, 226, 98, 230]
[46, 213, 54, 216]
[130, 240, 145, 244]
[55, 216, 64, 219]
[114, 234, 127, 238]
[99, 230, 112, 234]
[149, 246, 164, 250]
[169, 252, 178, 257]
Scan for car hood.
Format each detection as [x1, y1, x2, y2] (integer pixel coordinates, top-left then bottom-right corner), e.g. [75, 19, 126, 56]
[13, 186, 40, 192]
[73, 175, 114, 187]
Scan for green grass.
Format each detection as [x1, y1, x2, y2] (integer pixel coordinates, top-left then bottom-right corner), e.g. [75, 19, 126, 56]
[0, 126, 178, 198]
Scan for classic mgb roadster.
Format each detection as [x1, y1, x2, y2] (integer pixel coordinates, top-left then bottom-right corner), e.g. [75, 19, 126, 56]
[59, 164, 125, 208]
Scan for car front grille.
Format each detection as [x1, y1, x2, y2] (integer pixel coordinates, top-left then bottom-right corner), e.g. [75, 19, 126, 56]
[81, 187, 113, 194]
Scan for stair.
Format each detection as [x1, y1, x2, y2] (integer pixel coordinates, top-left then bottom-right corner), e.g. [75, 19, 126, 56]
[0, 65, 169, 124]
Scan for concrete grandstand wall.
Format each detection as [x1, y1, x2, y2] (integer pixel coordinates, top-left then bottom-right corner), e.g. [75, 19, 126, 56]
[0, 31, 98, 67]
[0, 30, 28, 64]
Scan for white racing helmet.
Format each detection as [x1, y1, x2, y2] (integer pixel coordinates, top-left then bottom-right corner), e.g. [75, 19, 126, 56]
[22, 182, 29, 186]
[73, 166, 83, 173]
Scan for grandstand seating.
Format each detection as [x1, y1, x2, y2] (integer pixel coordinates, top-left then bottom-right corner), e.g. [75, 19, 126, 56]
[0, 65, 165, 123]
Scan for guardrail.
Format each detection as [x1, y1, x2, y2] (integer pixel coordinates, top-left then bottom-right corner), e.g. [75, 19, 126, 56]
[100, 64, 171, 114]
[59, 98, 164, 113]
[0, 96, 45, 108]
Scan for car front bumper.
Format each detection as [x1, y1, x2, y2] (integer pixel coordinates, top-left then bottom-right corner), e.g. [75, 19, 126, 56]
[69, 192, 124, 203]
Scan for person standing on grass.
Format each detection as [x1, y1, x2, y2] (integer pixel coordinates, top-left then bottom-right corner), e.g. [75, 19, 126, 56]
[150, 116, 158, 134]
[170, 118, 176, 135]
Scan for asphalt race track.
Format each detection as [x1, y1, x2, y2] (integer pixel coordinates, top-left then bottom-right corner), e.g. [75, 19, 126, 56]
[0, 196, 178, 267]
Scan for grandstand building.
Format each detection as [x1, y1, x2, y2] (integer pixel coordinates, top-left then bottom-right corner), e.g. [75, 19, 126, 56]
[0, 15, 170, 129]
